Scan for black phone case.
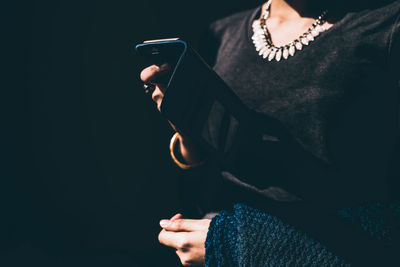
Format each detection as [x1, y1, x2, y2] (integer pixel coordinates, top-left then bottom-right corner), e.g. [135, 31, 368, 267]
[157, 41, 250, 153]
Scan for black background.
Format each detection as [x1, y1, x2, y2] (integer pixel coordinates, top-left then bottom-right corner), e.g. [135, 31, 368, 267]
[2, 0, 259, 266]
[2, 0, 394, 266]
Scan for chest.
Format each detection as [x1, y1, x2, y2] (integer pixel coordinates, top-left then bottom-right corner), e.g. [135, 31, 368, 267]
[212, 33, 395, 162]
[214, 37, 387, 116]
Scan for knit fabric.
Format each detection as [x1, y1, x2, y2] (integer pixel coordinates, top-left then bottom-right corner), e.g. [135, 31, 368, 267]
[205, 202, 400, 266]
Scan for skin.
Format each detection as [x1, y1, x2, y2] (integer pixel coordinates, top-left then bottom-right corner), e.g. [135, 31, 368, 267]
[140, 0, 336, 265]
[158, 214, 211, 266]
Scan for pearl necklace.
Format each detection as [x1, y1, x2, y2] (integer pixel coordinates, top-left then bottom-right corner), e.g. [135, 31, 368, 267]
[252, 0, 328, 61]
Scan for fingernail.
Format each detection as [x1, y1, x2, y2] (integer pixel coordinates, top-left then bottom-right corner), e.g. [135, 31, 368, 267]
[160, 220, 170, 227]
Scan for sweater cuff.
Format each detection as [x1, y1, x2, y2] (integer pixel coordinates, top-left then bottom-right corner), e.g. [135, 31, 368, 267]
[205, 211, 238, 267]
[205, 204, 349, 266]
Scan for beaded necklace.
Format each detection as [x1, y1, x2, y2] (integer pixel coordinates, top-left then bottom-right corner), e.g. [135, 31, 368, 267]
[252, 0, 328, 61]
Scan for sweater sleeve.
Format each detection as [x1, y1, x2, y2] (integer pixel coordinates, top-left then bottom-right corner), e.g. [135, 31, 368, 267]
[205, 203, 400, 267]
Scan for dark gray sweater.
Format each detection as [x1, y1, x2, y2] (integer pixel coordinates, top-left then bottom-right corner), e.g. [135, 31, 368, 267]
[177, 1, 400, 265]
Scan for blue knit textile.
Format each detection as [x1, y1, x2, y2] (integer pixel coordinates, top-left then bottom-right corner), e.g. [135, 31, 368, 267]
[205, 203, 400, 266]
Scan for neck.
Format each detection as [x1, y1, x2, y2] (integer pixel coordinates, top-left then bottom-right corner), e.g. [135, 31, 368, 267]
[269, 0, 327, 21]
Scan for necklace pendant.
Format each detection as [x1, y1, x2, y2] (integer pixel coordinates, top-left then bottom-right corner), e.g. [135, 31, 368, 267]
[295, 41, 303, 51]
[275, 48, 282, 61]
[282, 47, 289, 59]
[252, 36, 265, 52]
[301, 37, 309, 45]
[259, 46, 268, 56]
[254, 41, 263, 52]
[252, 34, 263, 41]
[315, 25, 324, 33]
[263, 47, 271, 58]
[268, 48, 276, 61]
[311, 29, 319, 37]
[289, 45, 296, 56]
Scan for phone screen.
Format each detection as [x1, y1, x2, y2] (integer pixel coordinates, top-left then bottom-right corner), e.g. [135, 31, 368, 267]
[136, 39, 186, 86]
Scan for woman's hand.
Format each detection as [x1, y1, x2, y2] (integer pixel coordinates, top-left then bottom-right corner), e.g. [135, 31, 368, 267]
[158, 214, 211, 266]
[139, 65, 206, 165]
[140, 63, 171, 111]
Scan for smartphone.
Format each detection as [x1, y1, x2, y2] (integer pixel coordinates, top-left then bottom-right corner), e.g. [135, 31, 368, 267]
[135, 38, 187, 86]
[135, 38, 250, 153]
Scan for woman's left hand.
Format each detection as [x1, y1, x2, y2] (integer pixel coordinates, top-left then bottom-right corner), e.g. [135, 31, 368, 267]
[158, 214, 211, 266]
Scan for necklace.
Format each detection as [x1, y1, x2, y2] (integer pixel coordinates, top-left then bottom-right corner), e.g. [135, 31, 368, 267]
[252, 0, 328, 62]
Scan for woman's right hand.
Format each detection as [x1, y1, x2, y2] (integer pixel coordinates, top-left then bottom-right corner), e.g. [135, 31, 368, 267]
[140, 63, 181, 134]
[140, 63, 171, 112]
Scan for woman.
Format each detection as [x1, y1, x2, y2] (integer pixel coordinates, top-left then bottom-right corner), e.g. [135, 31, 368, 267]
[140, 0, 400, 265]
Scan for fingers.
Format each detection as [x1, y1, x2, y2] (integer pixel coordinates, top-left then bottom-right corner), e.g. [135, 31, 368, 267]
[160, 219, 210, 232]
[140, 64, 170, 111]
[175, 250, 196, 267]
[158, 220, 208, 266]
[140, 63, 170, 85]
[158, 230, 205, 248]
[158, 213, 183, 230]
[140, 64, 169, 110]
[170, 213, 183, 221]
[158, 229, 190, 249]
[151, 85, 164, 111]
